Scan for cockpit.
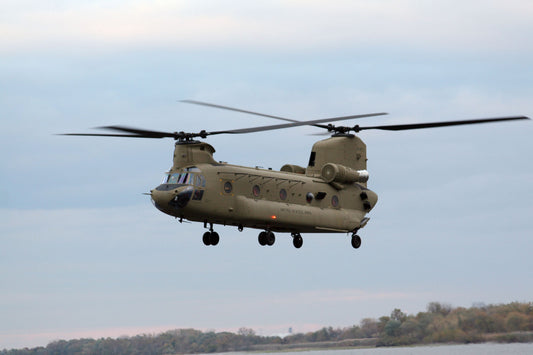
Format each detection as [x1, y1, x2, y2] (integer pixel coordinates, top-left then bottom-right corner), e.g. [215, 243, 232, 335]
[159, 167, 206, 189]
[164, 172, 206, 187]
[152, 167, 207, 212]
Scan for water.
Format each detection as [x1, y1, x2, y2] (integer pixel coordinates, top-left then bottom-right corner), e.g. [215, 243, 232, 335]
[221, 343, 533, 355]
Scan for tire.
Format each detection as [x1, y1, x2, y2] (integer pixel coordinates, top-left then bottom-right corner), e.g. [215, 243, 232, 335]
[293, 236, 303, 249]
[258, 231, 267, 246]
[267, 231, 275, 246]
[203, 232, 212, 246]
[351, 235, 362, 249]
[210, 232, 220, 246]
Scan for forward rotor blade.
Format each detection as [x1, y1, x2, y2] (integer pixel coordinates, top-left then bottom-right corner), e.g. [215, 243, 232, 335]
[357, 116, 529, 132]
[60, 111, 389, 140]
[209, 112, 388, 135]
[99, 125, 177, 138]
[309, 131, 333, 136]
[60, 133, 160, 138]
[61, 126, 179, 139]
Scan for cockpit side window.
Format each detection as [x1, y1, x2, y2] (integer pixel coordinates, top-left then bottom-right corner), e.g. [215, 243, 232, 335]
[195, 175, 206, 187]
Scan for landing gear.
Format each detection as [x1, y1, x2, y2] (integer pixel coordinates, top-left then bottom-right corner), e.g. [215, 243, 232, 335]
[351, 234, 362, 249]
[258, 231, 275, 246]
[258, 232, 267, 246]
[292, 233, 303, 249]
[202, 231, 219, 246]
[202, 223, 219, 246]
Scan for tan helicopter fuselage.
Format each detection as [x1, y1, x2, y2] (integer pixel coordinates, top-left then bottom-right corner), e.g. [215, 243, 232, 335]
[151, 135, 378, 234]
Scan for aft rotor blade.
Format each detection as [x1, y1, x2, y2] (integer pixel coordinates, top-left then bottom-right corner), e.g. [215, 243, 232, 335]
[209, 112, 388, 135]
[357, 116, 530, 132]
[181, 100, 387, 129]
[181, 100, 298, 123]
[182, 99, 333, 129]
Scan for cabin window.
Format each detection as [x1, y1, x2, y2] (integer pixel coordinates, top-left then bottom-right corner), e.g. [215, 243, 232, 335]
[223, 181, 233, 193]
[316, 192, 327, 200]
[331, 195, 339, 207]
[279, 189, 287, 201]
[252, 185, 260, 197]
[308, 151, 316, 167]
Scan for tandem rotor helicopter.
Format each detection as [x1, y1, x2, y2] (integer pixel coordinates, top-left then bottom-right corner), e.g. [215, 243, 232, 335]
[62, 100, 529, 249]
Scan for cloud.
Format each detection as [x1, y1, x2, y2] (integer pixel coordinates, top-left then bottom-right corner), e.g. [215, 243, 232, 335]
[2, 0, 533, 53]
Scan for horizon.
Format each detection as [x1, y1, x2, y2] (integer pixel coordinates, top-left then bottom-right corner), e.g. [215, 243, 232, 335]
[4, 300, 531, 350]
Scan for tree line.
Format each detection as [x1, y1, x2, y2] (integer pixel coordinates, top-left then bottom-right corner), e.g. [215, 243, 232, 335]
[2, 301, 532, 354]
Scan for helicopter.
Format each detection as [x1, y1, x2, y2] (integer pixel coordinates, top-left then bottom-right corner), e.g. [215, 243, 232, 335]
[62, 100, 529, 249]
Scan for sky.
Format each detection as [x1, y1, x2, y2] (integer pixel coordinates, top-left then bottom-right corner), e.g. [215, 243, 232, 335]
[1, 0, 533, 350]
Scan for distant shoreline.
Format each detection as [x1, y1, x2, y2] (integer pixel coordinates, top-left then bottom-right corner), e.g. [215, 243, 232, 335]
[2, 302, 532, 354]
[248, 332, 533, 353]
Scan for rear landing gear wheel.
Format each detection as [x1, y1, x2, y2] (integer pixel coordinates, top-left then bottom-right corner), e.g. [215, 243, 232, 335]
[203, 231, 211, 246]
[258, 231, 275, 246]
[210, 232, 220, 246]
[351, 234, 362, 249]
[292, 233, 303, 249]
[266, 231, 275, 246]
[258, 231, 267, 246]
[202, 229, 220, 246]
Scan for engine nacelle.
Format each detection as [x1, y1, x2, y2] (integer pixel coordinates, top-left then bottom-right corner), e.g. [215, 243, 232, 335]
[280, 164, 306, 174]
[321, 163, 369, 184]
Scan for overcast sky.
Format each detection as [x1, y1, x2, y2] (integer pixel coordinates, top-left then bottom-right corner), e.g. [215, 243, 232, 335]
[1, 0, 532, 350]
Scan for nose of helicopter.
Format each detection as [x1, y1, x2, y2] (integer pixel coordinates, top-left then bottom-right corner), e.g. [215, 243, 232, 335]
[365, 189, 378, 211]
[150, 185, 193, 214]
[150, 188, 172, 211]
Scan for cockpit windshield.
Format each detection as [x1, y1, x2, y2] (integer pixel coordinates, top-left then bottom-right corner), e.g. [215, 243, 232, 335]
[167, 173, 192, 184]
[162, 167, 206, 187]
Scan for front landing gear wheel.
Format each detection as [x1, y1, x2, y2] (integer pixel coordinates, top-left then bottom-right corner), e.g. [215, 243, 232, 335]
[351, 234, 362, 249]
